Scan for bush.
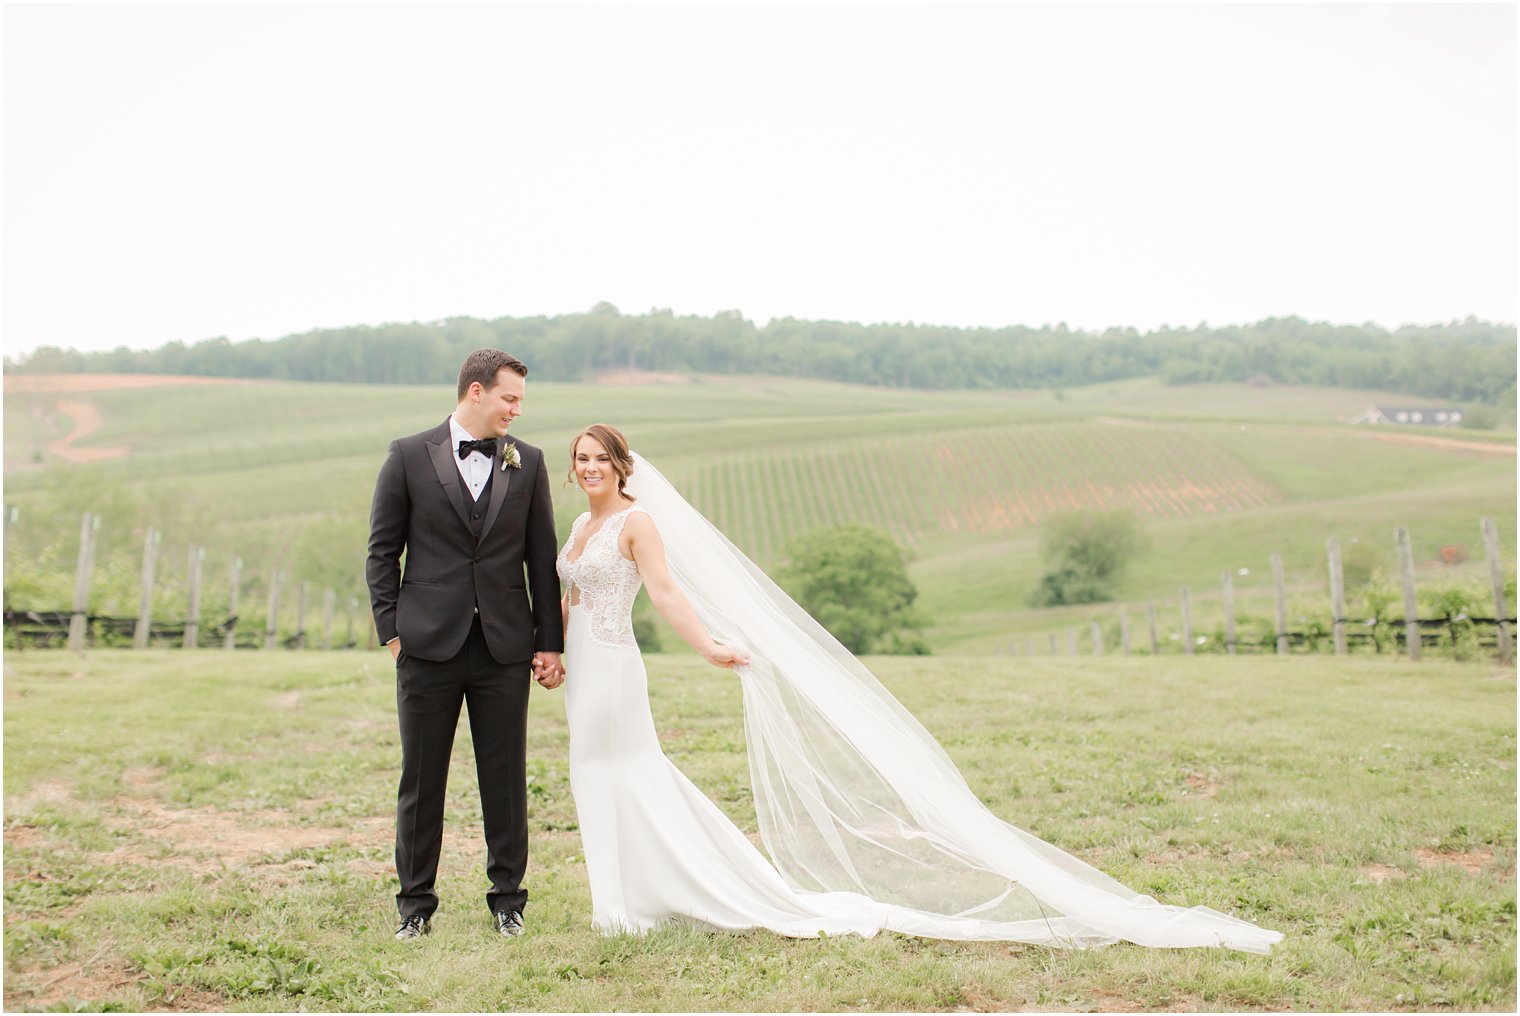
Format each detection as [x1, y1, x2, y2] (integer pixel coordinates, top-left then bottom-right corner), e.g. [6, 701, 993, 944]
[776, 524, 929, 655]
[1030, 511, 1146, 607]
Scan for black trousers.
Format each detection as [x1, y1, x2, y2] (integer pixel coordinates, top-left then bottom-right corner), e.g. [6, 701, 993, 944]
[394, 616, 531, 919]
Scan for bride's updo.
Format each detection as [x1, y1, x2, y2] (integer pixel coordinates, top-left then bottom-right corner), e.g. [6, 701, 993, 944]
[567, 423, 636, 502]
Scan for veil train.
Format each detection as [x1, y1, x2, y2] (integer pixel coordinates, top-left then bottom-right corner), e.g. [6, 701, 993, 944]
[625, 452, 1281, 952]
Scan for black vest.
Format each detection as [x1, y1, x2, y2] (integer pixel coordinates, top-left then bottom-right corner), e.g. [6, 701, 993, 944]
[468, 465, 494, 542]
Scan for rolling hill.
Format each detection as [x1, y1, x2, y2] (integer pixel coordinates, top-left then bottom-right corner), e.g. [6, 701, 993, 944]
[4, 373, 1513, 653]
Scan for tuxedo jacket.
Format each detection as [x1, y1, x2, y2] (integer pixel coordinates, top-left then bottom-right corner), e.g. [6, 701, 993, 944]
[366, 420, 564, 664]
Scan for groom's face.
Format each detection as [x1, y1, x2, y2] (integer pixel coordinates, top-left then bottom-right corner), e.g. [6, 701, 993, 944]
[468, 369, 525, 437]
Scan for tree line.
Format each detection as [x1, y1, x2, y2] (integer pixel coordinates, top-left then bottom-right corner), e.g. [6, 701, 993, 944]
[7, 306, 1515, 405]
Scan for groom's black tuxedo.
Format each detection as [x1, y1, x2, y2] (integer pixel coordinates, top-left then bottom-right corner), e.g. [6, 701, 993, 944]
[367, 419, 562, 663]
[366, 419, 563, 920]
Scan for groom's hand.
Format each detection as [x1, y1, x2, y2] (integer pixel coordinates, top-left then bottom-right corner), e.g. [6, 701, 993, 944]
[533, 651, 565, 690]
[388, 639, 401, 662]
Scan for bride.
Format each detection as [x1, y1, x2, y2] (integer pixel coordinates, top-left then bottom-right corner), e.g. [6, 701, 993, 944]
[553, 423, 1280, 952]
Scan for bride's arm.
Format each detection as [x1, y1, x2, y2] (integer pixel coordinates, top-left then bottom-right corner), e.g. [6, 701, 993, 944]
[623, 511, 749, 669]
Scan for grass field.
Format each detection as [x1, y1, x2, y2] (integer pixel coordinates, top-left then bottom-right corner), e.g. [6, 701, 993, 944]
[3, 651, 1514, 1011]
[3, 373, 1514, 652]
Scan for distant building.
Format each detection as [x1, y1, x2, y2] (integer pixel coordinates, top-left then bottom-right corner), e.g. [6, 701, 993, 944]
[1350, 406, 1464, 427]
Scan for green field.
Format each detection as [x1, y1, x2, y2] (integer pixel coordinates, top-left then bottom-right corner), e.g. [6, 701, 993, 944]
[3, 651, 1514, 1011]
[3, 374, 1514, 653]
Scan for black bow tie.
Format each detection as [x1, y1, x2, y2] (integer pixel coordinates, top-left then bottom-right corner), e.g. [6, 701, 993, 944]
[458, 437, 498, 460]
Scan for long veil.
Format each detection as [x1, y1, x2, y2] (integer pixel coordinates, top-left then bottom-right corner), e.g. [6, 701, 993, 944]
[625, 452, 1281, 952]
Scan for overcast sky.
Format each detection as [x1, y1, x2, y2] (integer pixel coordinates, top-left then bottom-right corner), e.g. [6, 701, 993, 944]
[3, 2, 1515, 356]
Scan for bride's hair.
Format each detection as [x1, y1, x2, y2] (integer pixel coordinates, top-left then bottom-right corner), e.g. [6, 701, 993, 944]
[567, 424, 636, 502]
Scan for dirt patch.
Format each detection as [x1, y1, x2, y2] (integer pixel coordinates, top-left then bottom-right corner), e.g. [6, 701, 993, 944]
[8, 790, 392, 882]
[46, 399, 129, 462]
[1182, 772, 1220, 797]
[11, 958, 134, 1010]
[6, 957, 224, 1013]
[126, 767, 164, 792]
[98, 796, 358, 873]
[346, 856, 396, 878]
[1362, 864, 1406, 884]
[4, 374, 263, 394]
[1365, 431, 1514, 457]
[1084, 988, 1157, 1013]
[5, 824, 46, 850]
[7, 777, 76, 812]
[1416, 847, 1496, 874]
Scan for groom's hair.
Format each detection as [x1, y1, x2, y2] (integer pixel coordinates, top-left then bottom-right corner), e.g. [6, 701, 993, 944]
[457, 349, 528, 400]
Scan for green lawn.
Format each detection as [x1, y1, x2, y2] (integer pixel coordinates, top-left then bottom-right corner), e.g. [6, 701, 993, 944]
[4, 651, 1514, 1011]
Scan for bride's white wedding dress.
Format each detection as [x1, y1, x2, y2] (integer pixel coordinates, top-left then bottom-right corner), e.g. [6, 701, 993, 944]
[556, 457, 1281, 952]
[560, 505, 895, 937]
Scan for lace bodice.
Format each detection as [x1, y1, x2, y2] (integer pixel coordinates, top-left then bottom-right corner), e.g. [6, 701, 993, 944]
[557, 505, 647, 649]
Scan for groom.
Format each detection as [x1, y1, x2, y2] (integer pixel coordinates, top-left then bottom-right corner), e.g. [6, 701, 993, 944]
[366, 349, 564, 941]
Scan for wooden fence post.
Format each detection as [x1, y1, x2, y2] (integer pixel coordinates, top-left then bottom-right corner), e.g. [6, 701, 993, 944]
[1119, 607, 1131, 655]
[322, 589, 335, 651]
[224, 557, 242, 650]
[1024, 637, 1034, 657]
[1481, 516, 1513, 665]
[346, 596, 357, 650]
[1066, 628, 1077, 656]
[265, 569, 282, 650]
[1327, 537, 1347, 655]
[1146, 601, 1159, 654]
[184, 545, 205, 649]
[67, 512, 98, 653]
[133, 528, 161, 649]
[1271, 552, 1289, 655]
[1396, 527, 1420, 661]
[1048, 632, 1057, 655]
[1181, 586, 1194, 655]
[295, 581, 309, 649]
[4, 506, 17, 654]
[1090, 621, 1103, 656]
[1222, 570, 1237, 655]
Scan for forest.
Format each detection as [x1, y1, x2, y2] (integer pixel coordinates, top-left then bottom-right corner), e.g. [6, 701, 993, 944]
[7, 307, 1515, 406]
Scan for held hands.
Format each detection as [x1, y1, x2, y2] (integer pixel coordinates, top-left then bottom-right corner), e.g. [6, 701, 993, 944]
[394, 640, 563, 688]
[532, 651, 566, 690]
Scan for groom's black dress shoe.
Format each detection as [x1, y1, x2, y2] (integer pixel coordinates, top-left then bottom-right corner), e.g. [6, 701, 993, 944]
[494, 909, 525, 937]
[395, 914, 431, 940]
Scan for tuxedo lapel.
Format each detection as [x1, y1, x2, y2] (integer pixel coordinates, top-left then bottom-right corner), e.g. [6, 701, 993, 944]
[426, 424, 473, 534]
[478, 451, 513, 544]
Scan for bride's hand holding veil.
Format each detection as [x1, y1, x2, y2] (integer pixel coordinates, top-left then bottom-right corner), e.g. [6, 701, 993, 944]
[622, 507, 751, 670]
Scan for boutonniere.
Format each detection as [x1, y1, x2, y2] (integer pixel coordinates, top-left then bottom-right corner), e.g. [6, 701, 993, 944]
[500, 441, 522, 471]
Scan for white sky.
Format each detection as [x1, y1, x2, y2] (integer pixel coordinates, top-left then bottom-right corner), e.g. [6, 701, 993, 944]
[3, 2, 1515, 356]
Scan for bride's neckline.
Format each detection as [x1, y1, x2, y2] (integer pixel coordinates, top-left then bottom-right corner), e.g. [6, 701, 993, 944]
[565, 505, 635, 565]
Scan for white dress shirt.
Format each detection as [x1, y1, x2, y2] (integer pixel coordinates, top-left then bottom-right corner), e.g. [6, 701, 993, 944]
[449, 415, 495, 501]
